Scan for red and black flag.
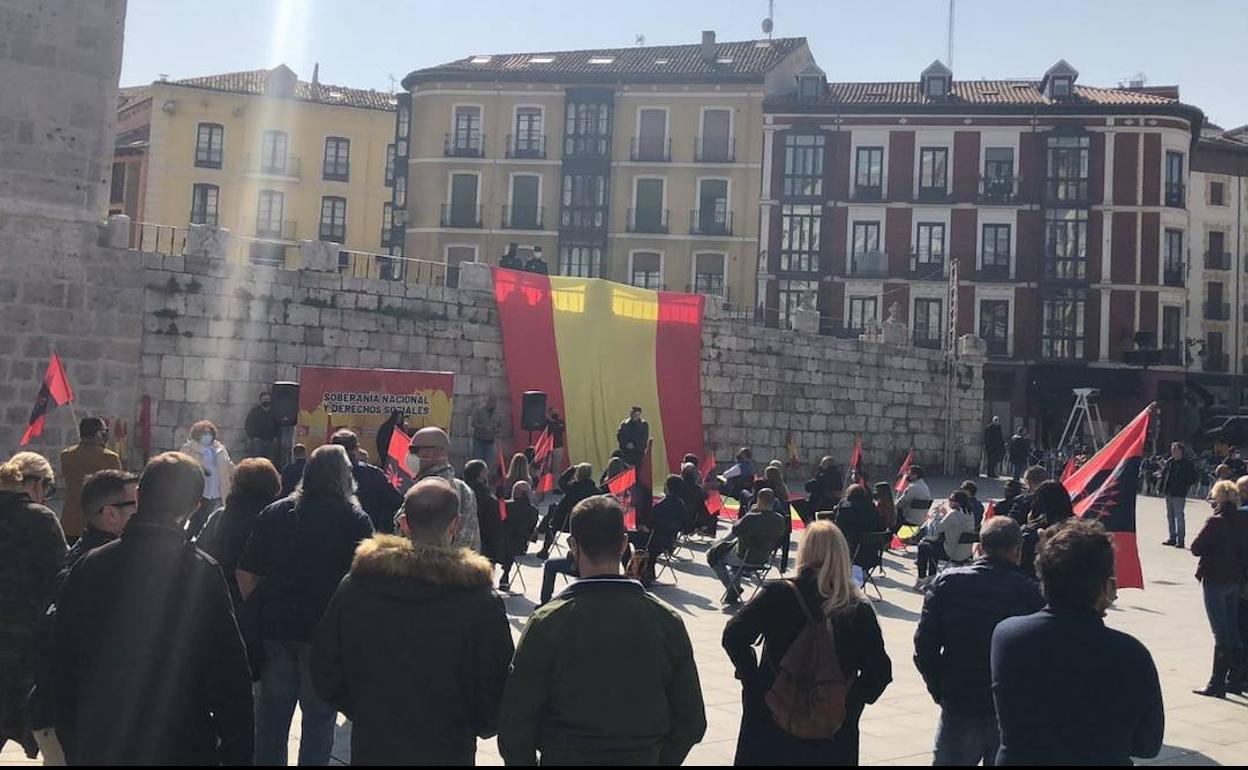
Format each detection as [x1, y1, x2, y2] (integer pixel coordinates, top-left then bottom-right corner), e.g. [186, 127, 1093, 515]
[894, 448, 914, 494]
[385, 427, 414, 494]
[847, 436, 867, 485]
[20, 352, 74, 446]
[1061, 404, 1153, 590]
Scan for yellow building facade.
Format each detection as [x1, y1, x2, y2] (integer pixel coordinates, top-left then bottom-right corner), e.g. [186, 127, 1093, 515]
[395, 33, 813, 305]
[113, 66, 399, 272]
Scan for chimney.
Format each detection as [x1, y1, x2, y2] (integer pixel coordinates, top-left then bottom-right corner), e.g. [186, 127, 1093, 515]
[311, 62, 321, 101]
[701, 30, 716, 62]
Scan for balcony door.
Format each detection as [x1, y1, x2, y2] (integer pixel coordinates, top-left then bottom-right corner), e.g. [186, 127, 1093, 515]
[697, 179, 728, 233]
[634, 178, 665, 231]
[637, 108, 667, 159]
[450, 173, 478, 227]
[700, 109, 731, 160]
[509, 175, 540, 229]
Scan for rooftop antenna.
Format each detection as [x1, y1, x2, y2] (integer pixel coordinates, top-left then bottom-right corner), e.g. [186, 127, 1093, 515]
[386, 73, 397, 94]
[946, 0, 955, 68]
[635, 34, 645, 46]
[761, 0, 775, 39]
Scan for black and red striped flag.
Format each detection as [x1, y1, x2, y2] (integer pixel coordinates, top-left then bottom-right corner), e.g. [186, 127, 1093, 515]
[847, 436, 867, 485]
[385, 427, 414, 493]
[1062, 404, 1154, 590]
[20, 352, 73, 446]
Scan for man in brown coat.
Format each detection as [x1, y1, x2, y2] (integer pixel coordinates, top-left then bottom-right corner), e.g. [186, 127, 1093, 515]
[59, 418, 122, 541]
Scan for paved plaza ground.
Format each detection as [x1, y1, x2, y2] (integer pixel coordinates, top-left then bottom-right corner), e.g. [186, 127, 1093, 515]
[4, 478, 1247, 766]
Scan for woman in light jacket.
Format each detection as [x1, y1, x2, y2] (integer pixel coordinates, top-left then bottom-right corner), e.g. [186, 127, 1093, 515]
[179, 420, 235, 537]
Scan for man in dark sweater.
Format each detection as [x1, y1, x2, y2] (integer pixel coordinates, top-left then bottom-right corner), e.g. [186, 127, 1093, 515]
[1160, 442, 1199, 548]
[499, 495, 706, 764]
[914, 517, 1044, 765]
[706, 488, 787, 604]
[331, 429, 403, 535]
[616, 406, 650, 468]
[991, 520, 1163, 765]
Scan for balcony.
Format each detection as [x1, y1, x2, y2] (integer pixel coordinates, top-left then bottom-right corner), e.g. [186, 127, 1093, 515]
[627, 207, 669, 234]
[849, 251, 888, 277]
[1205, 251, 1231, 270]
[444, 132, 484, 158]
[1163, 263, 1185, 287]
[978, 175, 1019, 204]
[245, 154, 300, 178]
[977, 262, 1011, 281]
[322, 162, 349, 182]
[694, 136, 735, 162]
[506, 133, 546, 160]
[914, 333, 943, 350]
[909, 255, 948, 280]
[501, 204, 543, 230]
[564, 134, 610, 159]
[1205, 352, 1229, 372]
[1165, 182, 1186, 208]
[630, 136, 671, 162]
[1204, 301, 1230, 321]
[985, 337, 1009, 357]
[851, 184, 883, 202]
[1044, 178, 1091, 205]
[440, 204, 482, 228]
[247, 241, 290, 266]
[1160, 348, 1183, 366]
[915, 185, 952, 203]
[248, 218, 297, 240]
[317, 225, 345, 244]
[560, 207, 606, 230]
[1043, 256, 1088, 281]
[690, 209, 733, 236]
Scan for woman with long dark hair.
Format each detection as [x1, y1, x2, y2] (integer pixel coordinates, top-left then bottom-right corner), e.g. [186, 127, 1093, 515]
[723, 521, 892, 765]
[765, 465, 794, 572]
[465, 459, 503, 564]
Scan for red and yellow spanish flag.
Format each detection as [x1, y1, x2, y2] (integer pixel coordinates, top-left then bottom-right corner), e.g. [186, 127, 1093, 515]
[493, 269, 706, 477]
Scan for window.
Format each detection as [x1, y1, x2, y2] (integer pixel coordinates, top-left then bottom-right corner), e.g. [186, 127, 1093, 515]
[445, 245, 477, 289]
[915, 222, 945, 265]
[783, 134, 824, 197]
[1051, 76, 1072, 98]
[695, 178, 730, 234]
[384, 144, 396, 186]
[1210, 181, 1225, 206]
[1041, 291, 1086, 359]
[981, 224, 1011, 272]
[513, 107, 544, 157]
[1208, 230, 1227, 269]
[630, 251, 662, 289]
[914, 298, 943, 348]
[381, 202, 393, 248]
[634, 108, 668, 161]
[848, 296, 878, 331]
[1162, 306, 1182, 363]
[260, 130, 288, 174]
[631, 178, 666, 232]
[1162, 228, 1183, 271]
[778, 279, 817, 328]
[1206, 281, 1227, 320]
[110, 162, 126, 204]
[797, 73, 822, 100]
[322, 137, 350, 181]
[979, 300, 1009, 356]
[1206, 331, 1226, 371]
[1044, 209, 1088, 279]
[393, 175, 407, 208]
[453, 106, 482, 155]
[190, 183, 219, 226]
[559, 244, 602, 277]
[854, 147, 883, 198]
[924, 75, 948, 98]
[851, 221, 883, 274]
[446, 173, 479, 227]
[698, 109, 732, 161]
[561, 173, 607, 228]
[1165, 151, 1184, 207]
[564, 100, 611, 157]
[397, 106, 410, 140]
[982, 147, 1015, 200]
[1046, 135, 1089, 201]
[693, 252, 725, 296]
[508, 175, 541, 229]
[195, 123, 224, 168]
[255, 190, 285, 238]
[780, 204, 821, 272]
[319, 196, 347, 242]
[918, 147, 948, 197]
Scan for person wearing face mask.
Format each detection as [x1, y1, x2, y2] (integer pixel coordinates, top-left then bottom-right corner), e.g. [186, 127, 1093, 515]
[0, 452, 67, 761]
[179, 420, 235, 539]
[990, 520, 1163, 765]
[401, 427, 480, 552]
[244, 391, 281, 467]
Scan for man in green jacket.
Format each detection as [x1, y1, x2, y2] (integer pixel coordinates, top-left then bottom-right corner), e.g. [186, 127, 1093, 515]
[498, 495, 706, 765]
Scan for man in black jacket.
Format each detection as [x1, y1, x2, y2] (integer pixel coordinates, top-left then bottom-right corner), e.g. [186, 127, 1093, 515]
[244, 391, 281, 465]
[536, 463, 597, 559]
[706, 488, 787, 604]
[52, 452, 253, 766]
[332, 429, 403, 534]
[803, 455, 844, 520]
[58, 470, 138, 583]
[914, 517, 1043, 765]
[991, 520, 1163, 765]
[616, 406, 649, 467]
[312, 477, 513, 765]
[1160, 442, 1199, 548]
[1006, 426, 1031, 481]
[982, 416, 1005, 478]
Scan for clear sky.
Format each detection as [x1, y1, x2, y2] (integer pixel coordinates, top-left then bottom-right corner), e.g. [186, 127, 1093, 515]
[120, 0, 1248, 126]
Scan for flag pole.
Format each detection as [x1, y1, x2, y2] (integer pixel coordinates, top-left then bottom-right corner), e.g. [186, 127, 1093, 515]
[50, 344, 80, 427]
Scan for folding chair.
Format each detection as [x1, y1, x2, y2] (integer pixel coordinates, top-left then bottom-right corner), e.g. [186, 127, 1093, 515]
[852, 530, 894, 601]
[650, 530, 681, 584]
[935, 531, 978, 574]
[724, 545, 779, 601]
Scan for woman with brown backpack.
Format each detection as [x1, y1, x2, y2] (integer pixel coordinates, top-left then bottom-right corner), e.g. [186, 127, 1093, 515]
[722, 520, 892, 765]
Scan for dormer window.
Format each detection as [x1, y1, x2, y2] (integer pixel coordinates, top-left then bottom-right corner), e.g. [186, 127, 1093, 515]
[796, 62, 827, 101]
[919, 60, 953, 100]
[925, 76, 948, 98]
[1042, 60, 1079, 100]
[1051, 77, 1072, 98]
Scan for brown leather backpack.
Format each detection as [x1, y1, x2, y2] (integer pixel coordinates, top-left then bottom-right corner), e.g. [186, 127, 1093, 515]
[764, 580, 855, 739]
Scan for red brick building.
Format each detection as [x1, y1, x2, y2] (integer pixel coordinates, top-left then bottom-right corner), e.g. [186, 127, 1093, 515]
[761, 60, 1204, 446]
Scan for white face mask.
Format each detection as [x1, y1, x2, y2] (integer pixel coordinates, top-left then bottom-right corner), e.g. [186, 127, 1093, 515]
[405, 454, 421, 476]
[199, 434, 214, 447]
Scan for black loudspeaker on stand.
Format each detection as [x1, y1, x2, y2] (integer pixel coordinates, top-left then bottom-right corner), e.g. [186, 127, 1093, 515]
[270, 381, 300, 427]
[521, 391, 547, 432]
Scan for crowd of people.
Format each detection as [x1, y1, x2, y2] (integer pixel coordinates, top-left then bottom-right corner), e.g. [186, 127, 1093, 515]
[0, 404, 1245, 766]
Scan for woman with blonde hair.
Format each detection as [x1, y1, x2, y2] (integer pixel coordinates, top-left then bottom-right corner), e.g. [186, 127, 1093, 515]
[503, 453, 534, 497]
[723, 520, 892, 765]
[1190, 480, 1248, 697]
[0, 452, 67, 760]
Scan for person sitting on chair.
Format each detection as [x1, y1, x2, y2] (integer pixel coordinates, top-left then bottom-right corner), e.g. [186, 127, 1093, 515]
[914, 490, 976, 591]
[832, 484, 883, 571]
[536, 463, 597, 560]
[627, 475, 686, 584]
[498, 481, 539, 593]
[895, 464, 934, 528]
[706, 488, 788, 605]
[678, 463, 713, 536]
[721, 447, 756, 505]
